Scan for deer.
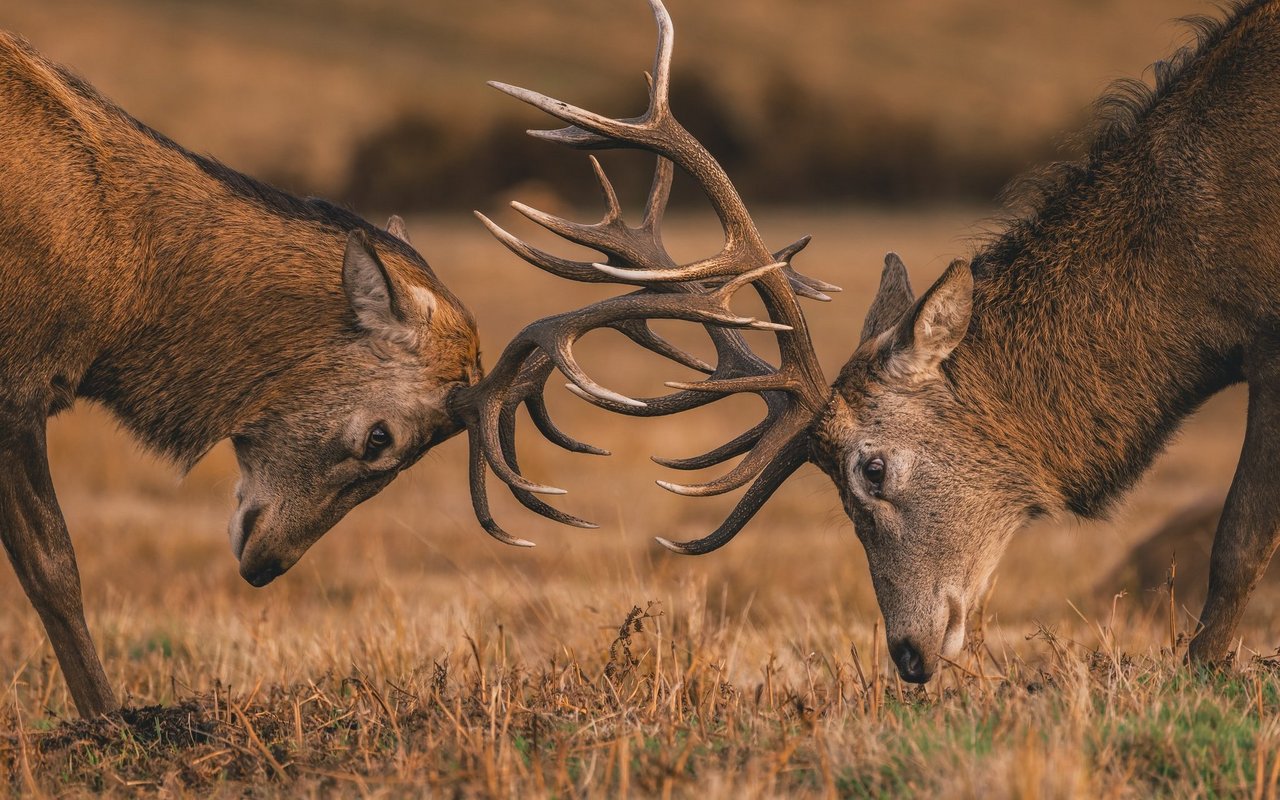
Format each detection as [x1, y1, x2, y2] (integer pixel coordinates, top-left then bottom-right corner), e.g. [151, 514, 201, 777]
[0, 30, 496, 717]
[0, 16, 792, 718]
[456, 0, 1280, 686]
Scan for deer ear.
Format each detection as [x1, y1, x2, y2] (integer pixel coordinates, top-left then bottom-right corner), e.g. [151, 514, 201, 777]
[888, 259, 972, 380]
[386, 215, 411, 244]
[343, 230, 410, 335]
[860, 253, 915, 343]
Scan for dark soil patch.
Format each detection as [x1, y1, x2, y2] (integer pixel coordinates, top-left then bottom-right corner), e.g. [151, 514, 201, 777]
[37, 701, 217, 753]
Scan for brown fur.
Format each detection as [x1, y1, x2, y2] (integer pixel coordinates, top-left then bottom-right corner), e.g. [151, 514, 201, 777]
[811, 1, 1280, 682]
[0, 32, 479, 715]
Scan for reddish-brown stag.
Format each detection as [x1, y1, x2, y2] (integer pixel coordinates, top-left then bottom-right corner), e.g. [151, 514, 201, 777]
[464, 0, 1280, 685]
[0, 31, 485, 716]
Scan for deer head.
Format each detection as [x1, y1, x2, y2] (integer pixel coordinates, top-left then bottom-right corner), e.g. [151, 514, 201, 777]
[810, 255, 1022, 682]
[230, 222, 478, 586]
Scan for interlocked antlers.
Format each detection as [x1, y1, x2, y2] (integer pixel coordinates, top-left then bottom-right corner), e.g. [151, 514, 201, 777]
[447, 0, 836, 553]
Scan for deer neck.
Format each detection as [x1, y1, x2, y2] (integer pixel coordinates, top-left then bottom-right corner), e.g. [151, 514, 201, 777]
[948, 217, 1245, 519]
[80, 186, 354, 470]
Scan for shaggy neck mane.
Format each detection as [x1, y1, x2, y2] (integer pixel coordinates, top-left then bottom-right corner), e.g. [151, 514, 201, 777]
[61, 123, 438, 469]
[949, 1, 1273, 516]
[989, 0, 1265, 244]
[8, 29, 474, 469]
[79, 210, 362, 469]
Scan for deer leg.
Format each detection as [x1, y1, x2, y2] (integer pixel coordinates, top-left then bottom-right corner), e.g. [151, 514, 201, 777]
[1188, 373, 1280, 665]
[0, 424, 116, 716]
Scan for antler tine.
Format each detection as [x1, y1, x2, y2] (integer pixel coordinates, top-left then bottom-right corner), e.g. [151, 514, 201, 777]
[450, 268, 795, 521]
[495, 0, 674, 150]
[773, 234, 844, 302]
[475, 212, 611, 284]
[656, 405, 810, 497]
[563, 382, 724, 416]
[590, 156, 624, 223]
[652, 387, 789, 470]
[462, 393, 596, 540]
[560, 287, 787, 418]
[508, 352, 611, 456]
[609, 319, 714, 374]
[526, 391, 609, 456]
[774, 235, 811, 263]
[497, 404, 599, 529]
[496, 158, 685, 288]
[466, 431, 538, 548]
[492, 7, 766, 276]
[518, 287, 789, 405]
[643, 157, 675, 234]
[655, 435, 810, 555]
[644, 0, 675, 118]
[466, 358, 574, 495]
[511, 201, 673, 273]
[491, 5, 841, 436]
[651, 421, 763, 470]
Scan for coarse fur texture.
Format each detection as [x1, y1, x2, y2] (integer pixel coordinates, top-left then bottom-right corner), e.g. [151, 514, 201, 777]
[0, 31, 480, 716]
[808, 0, 1280, 683]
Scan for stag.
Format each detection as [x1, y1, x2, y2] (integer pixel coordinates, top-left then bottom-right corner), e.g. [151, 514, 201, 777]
[0, 32, 490, 716]
[462, 0, 1280, 685]
[0, 13, 817, 718]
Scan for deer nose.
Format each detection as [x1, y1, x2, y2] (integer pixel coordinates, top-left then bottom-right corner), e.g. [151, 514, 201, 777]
[890, 638, 932, 684]
[242, 560, 284, 588]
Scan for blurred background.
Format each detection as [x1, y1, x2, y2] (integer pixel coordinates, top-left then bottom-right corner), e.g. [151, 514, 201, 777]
[1, 0, 1270, 718]
[0, 0, 1228, 213]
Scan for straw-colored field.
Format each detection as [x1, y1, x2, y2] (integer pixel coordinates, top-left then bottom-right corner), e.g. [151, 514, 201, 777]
[3, 0, 1278, 796]
[1, 206, 1270, 797]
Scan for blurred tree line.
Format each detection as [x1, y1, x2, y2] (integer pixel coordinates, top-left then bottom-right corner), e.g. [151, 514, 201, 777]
[342, 71, 1068, 214]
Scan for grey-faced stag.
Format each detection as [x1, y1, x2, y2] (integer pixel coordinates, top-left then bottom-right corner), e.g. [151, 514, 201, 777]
[470, 0, 1280, 686]
[0, 31, 481, 717]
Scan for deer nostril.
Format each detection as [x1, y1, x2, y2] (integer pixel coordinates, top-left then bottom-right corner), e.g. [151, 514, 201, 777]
[242, 506, 261, 537]
[235, 506, 262, 559]
[891, 638, 931, 684]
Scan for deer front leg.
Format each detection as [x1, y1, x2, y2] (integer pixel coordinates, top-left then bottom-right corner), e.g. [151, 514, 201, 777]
[0, 424, 116, 716]
[1188, 374, 1280, 665]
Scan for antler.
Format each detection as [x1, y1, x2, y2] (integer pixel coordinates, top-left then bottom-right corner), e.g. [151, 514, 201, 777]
[448, 0, 837, 552]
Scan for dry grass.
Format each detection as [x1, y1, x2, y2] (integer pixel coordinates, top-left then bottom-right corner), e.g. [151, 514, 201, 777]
[0, 208, 1267, 796]
[1, 2, 1273, 796]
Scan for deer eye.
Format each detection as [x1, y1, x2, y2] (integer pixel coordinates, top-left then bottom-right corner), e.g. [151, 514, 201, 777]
[861, 457, 886, 488]
[363, 424, 392, 460]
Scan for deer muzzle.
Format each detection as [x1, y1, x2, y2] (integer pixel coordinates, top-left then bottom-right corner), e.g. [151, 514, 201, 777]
[884, 589, 967, 684]
[229, 502, 298, 587]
